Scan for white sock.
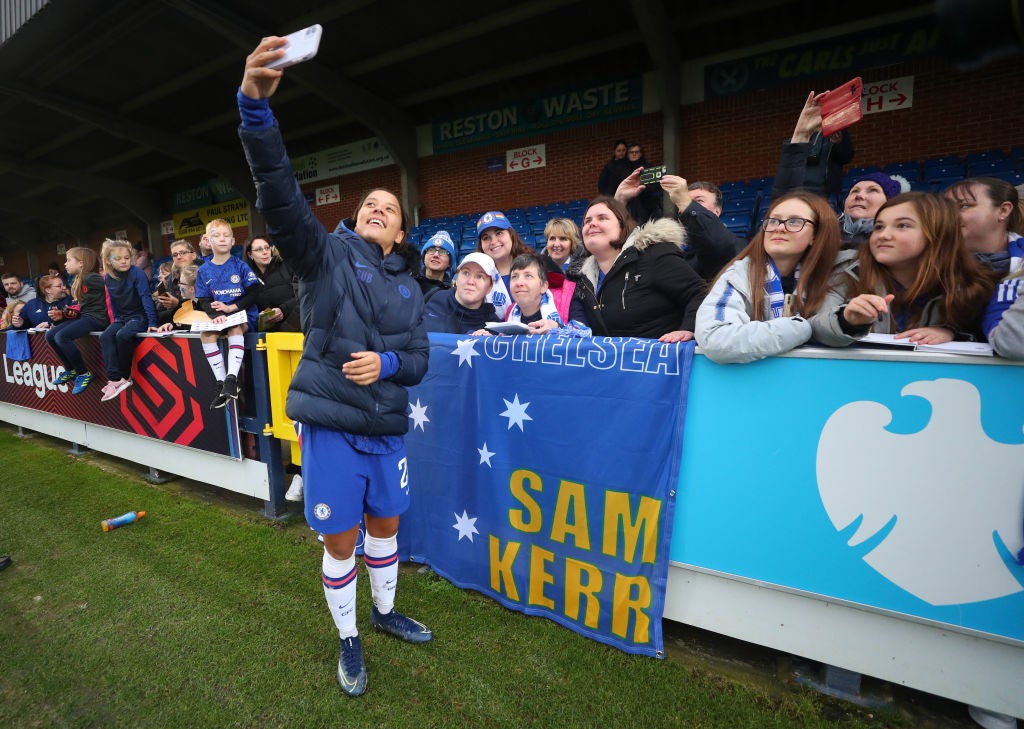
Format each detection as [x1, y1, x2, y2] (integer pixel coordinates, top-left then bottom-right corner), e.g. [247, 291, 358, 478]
[226, 335, 244, 377]
[203, 342, 226, 381]
[364, 532, 399, 614]
[322, 550, 358, 638]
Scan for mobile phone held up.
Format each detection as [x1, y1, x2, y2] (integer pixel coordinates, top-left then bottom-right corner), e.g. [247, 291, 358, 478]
[265, 24, 323, 70]
[820, 77, 862, 137]
[638, 165, 666, 186]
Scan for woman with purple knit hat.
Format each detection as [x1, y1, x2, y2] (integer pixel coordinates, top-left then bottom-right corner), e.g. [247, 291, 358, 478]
[773, 92, 909, 248]
[839, 171, 910, 245]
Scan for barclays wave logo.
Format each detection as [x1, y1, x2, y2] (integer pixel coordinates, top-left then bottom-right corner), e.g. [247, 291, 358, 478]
[816, 378, 1024, 606]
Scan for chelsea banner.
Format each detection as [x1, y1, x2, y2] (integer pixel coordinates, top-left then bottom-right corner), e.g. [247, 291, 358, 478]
[402, 334, 694, 657]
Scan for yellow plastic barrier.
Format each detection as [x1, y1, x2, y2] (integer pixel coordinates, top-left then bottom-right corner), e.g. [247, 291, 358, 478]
[257, 332, 304, 465]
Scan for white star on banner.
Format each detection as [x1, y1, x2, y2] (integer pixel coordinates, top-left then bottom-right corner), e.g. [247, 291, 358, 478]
[452, 510, 479, 543]
[408, 399, 430, 431]
[451, 338, 480, 367]
[477, 442, 495, 467]
[499, 394, 533, 432]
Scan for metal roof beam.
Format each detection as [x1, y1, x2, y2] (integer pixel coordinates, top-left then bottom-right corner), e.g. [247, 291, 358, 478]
[0, 80, 255, 205]
[0, 150, 162, 224]
[159, 0, 420, 219]
[0, 199, 92, 240]
[344, 0, 579, 76]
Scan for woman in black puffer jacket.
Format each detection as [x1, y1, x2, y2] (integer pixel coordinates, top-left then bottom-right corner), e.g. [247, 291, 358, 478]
[244, 236, 299, 332]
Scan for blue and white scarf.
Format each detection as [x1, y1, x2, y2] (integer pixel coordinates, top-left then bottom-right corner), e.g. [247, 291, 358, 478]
[486, 275, 512, 320]
[981, 233, 1024, 337]
[1008, 233, 1023, 276]
[506, 291, 564, 327]
[765, 259, 799, 319]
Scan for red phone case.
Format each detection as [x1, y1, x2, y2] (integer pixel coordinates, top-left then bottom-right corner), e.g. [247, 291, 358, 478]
[820, 77, 862, 137]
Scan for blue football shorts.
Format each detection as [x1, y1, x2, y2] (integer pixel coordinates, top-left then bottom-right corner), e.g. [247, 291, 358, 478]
[300, 422, 410, 534]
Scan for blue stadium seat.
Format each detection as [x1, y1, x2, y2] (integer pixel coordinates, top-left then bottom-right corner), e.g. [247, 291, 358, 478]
[884, 161, 921, 182]
[968, 159, 1019, 177]
[725, 186, 759, 201]
[993, 170, 1024, 186]
[721, 213, 752, 237]
[748, 176, 774, 189]
[923, 156, 963, 175]
[721, 198, 756, 216]
[965, 149, 1006, 167]
[933, 174, 962, 189]
[718, 180, 747, 192]
[926, 165, 964, 184]
[845, 165, 882, 180]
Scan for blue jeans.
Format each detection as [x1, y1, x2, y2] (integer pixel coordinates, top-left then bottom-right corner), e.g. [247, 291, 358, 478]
[44, 315, 105, 374]
[99, 317, 148, 381]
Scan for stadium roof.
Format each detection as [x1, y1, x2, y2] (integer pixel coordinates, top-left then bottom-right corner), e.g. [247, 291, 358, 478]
[0, 0, 932, 249]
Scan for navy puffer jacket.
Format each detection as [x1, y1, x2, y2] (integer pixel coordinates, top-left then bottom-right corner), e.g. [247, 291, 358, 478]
[239, 123, 428, 435]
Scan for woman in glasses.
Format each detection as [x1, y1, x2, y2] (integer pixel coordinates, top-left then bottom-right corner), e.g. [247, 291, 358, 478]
[155, 239, 200, 326]
[416, 231, 456, 297]
[623, 142, 663, 224]
[696, 191, 844, 363]
[811, 192, 993, 347]
[244, 236, 299, 332]
[18, 274, 72, 328]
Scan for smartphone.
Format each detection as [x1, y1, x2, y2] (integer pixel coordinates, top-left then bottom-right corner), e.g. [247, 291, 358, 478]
[265, 24, 323, 70]
[638, 165, 666, 186]
[820, 77, 862, 137]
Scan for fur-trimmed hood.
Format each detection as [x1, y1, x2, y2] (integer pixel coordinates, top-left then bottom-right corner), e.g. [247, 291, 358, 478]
[570, 217, 688, 290]
[625, 217, 687, 252]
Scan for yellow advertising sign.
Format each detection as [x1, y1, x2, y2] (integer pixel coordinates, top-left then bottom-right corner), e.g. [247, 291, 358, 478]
[173, 199, 249, 238]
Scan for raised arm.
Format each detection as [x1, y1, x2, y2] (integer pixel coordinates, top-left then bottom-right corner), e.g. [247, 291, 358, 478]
[240, 37, 287, 100]
[237, 38, 329, 280]
[771, 91, 826, 202]
[790, 91, 825, 143]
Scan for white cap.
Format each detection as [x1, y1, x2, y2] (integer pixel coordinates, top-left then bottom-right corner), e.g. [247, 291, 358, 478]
[457, 252, 499, 281]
